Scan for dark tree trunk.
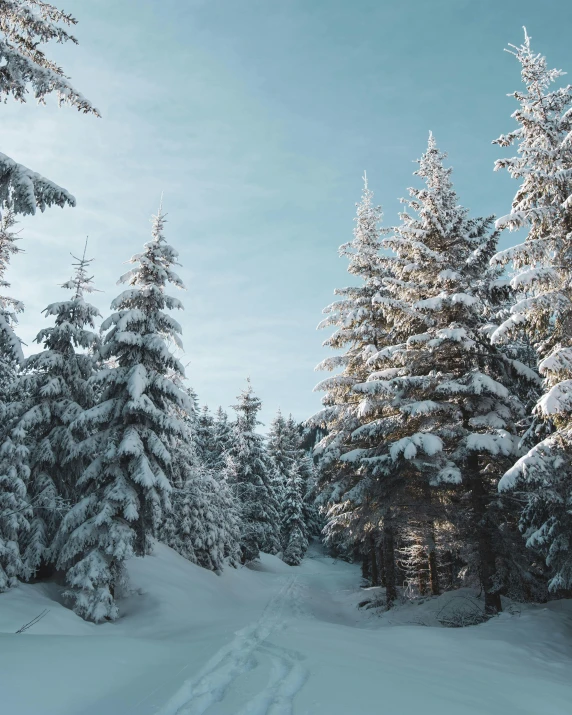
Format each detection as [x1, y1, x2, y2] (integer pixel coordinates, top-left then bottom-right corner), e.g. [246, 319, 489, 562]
[383, 522, 397, 609]
[378, 543, 386, 587]
[442, 550, 455, 591]
[468, 453, 502, 615]
[370, 535, 379, 586]
[420, 482, 440, 596]
[418, 553, 428, 596]
[427, 530, 440, 596]
[361, 549, 370, 583]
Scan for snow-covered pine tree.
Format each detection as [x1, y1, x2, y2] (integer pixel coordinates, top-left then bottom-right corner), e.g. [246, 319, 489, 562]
[0, 1, 99, 215]
[267, 409, 293, 523]
[211, 406, 232, 471]
[351, 135, 536, 612]
[162, 397, 241, 571]
[492, 30, 572, 592]
[0, 413, 31, 590]
[195, 405, 217, 468]
[311, 174, 390, 567]
[0, 206, 29, 590]
[282, 460, 309, 566]
[54, 208, 190, 622]
[227, 379, 280, 562]
[0, 206, 24, 389]
[17, 243, 100, 575]
[283, 414, 321, 541]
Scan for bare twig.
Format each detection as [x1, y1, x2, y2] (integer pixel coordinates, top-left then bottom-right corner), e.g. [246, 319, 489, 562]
[15, 609, 49, 634]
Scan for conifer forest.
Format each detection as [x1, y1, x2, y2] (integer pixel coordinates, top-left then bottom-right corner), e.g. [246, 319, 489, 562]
[1, 2, 571, 714]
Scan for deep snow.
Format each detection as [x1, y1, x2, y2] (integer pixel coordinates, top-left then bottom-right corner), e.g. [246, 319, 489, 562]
[1, 542, 571, 714]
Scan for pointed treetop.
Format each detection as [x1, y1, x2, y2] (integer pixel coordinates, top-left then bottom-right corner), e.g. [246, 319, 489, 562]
[505, 27, 567, 91]
[61, 237, 98, 299]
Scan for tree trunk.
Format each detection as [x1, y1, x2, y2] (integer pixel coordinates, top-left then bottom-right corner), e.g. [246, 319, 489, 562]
[383, 522, 397, 609]
[417, 552, 428, 596]
[378, 543, 386, 587]
[420, 481, 440, 596]
[427, 530, 440, 596]
[442, 550, 455, 591]
[370, 535, 379, 586]
[361, 549, 370, 583]
[469, 454, 502, 615]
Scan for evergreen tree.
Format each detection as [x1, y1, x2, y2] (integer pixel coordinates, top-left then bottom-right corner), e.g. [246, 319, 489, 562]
[211, 406, 232, 470]
[282, 460, 308, 566]
[162, 406, 241, 571]
[492, 30, 572, 592]
[54, 208, 190, 622]
[0, 206, 29, 590]
[0, 408, 31, 590]
[195, 405, 216, 467]
[17, 243, 100, 573]
[0, 1, 99, 215]
[0, 206, 24, 388]
[283, 414, 321, 541]
[311, 175, 390, 565]
[267, 409, 293, 522]
[352, 136, 535, 612]
[228, 379, 280, 561]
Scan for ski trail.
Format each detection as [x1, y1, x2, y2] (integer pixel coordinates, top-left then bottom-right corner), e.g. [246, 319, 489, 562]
[233, 643, 308, 715]
[156, 575, 306, 715]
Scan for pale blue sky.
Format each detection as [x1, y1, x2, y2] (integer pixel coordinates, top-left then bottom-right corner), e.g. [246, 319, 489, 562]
[2, 0, 571, 425]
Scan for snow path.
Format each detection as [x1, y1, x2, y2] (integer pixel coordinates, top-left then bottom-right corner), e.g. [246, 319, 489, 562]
[156, 576, 309, 715]
[2, 542, 572, 714]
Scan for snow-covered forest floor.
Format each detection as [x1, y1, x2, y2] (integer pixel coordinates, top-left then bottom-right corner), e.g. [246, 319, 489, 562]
[1, 542, 571, 715]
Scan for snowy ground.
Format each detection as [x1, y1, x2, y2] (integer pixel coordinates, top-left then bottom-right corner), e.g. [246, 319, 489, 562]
[1, 542, 572, 715]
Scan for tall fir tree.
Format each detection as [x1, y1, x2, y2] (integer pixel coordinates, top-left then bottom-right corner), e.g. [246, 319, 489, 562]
[282, 460, 309, 566]
[267, 409, 293, 524]
[195, 405, 217, 468]
[227, 379, 280, 562]
[211, 406, 232, 471]
[0, 206, 29, 590]
[351, 136, 536, 611]
[17, 243, 100, 574]
[0, 206, 24, 391]
[54, 208, 190, 622]
[492, 31, 572, 592]
[161, 396, 241, 571]
[312, 175, 390, 566]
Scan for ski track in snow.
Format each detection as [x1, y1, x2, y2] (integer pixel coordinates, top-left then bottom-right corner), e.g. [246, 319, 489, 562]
[156, 575, 309, 715]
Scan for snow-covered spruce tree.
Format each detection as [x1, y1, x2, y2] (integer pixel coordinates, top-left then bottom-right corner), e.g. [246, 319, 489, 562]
[491, 30, 572, 592]
[0, 414, 31, 590]
[195, 405, 217, 468]
[162, 398, 241, 571]
[54, 209, 190, 622]
[227, 379, 280, 562]
[268, 410, 314, 560]
[0, 206, 24, 390]
[17, 244, 100, 574]
[211, 406, 232, 470]
[351, 135, 537, 612]
[0, 206, 29, 590]
[282, 460, 309, 566]
[311, 175, 391, 569]
[172, 465, 242, 572]
[267, 409, 293, 522]
[0, 1, 99, 215]
[284, 414, 321, 541]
